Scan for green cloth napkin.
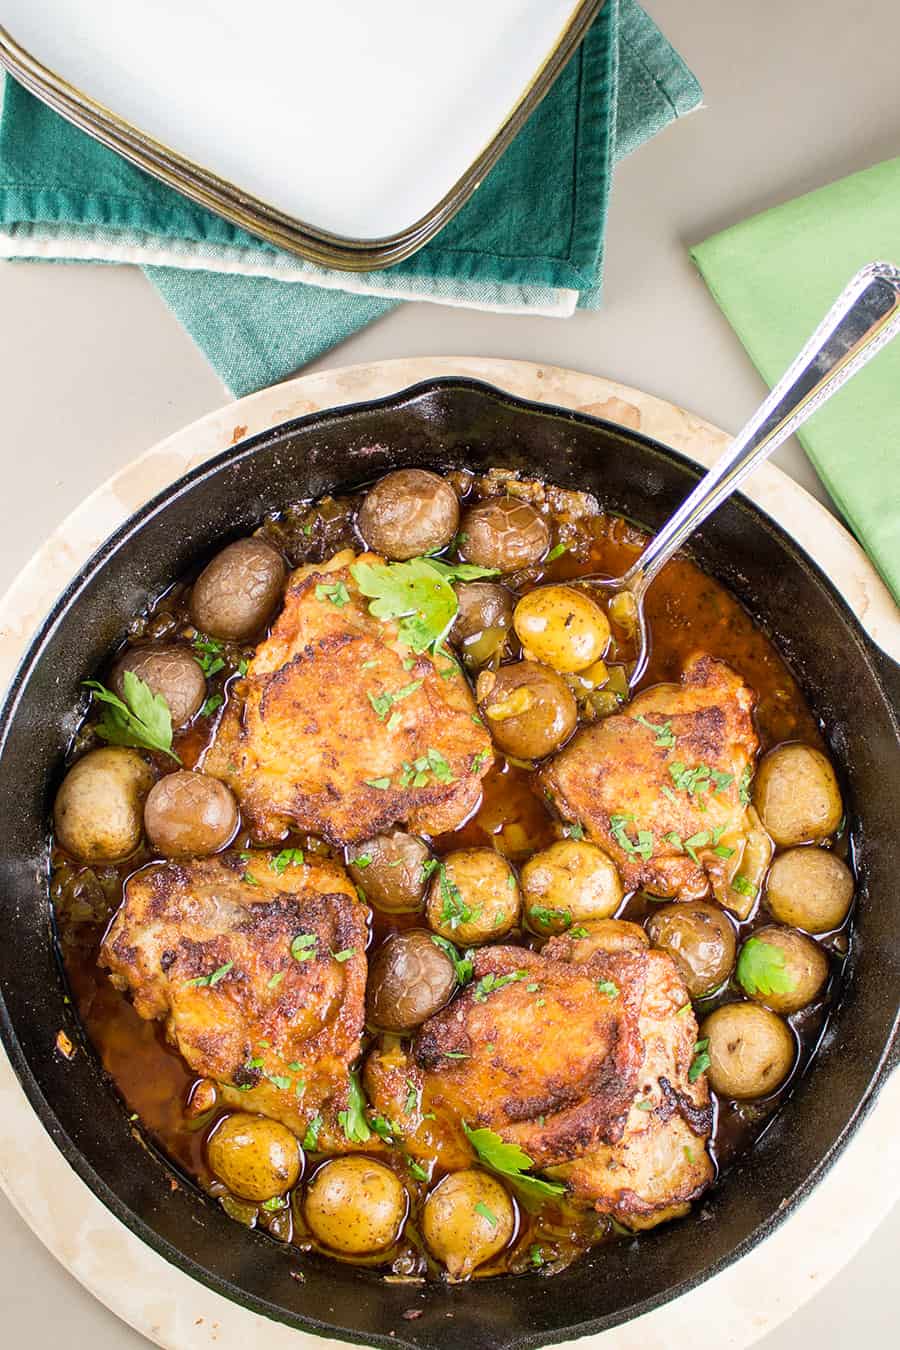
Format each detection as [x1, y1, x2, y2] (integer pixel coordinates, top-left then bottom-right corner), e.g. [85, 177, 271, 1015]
[691, 158, 900, 605]
[0, 0, 701, 394]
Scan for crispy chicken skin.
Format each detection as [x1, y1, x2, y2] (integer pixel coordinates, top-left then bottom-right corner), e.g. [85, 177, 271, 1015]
[365, 930, 713, 1227]
[539, 654, 759, 899]
[203, 549, 492, 846]
[100, 851, 367, 1144]
[544, 932, 714, 1227]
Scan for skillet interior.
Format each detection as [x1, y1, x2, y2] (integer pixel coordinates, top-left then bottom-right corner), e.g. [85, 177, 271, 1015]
[0, 378, 897, 1350]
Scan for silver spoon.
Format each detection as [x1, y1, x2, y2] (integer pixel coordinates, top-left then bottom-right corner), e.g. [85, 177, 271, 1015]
[577, 261, 900, 688]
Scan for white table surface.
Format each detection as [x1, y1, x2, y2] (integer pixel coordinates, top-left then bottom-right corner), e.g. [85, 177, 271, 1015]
[0, 0, 897, 1346]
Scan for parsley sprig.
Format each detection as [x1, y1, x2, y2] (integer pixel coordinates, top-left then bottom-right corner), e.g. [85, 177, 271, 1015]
[462, 1123, 565, 1201]
[85, 672, 180, 762]
[736, 936, 797, 997]
[610, 812, 654, 861]
[633, 714, 676, 749]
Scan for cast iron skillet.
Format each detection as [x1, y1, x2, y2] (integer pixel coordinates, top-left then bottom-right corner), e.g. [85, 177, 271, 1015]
[0, 379, 898, 1350]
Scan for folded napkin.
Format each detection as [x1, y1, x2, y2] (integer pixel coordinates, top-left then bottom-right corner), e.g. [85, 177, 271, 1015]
[691, 158, 900, 606]
[0, 0, 701, 394]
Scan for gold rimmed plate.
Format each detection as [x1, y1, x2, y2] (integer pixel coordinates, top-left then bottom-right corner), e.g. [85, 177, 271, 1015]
[0, 1, 603, 270]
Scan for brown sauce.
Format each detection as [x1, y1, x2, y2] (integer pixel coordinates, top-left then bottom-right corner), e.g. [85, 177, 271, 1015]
[51, 483, 849, 1279]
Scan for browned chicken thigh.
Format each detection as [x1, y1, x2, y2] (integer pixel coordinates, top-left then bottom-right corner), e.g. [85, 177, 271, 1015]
[365, 927, 713, 1226]
[100, 851, 368, 1145]
[540, 655, 760, 900]
[203, 549, 492, 846]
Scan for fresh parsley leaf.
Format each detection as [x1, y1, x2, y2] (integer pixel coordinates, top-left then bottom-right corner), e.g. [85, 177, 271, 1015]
[404, 1079, 419, 1115]
[331, 947, 356, 963]
[200, 694, 223, 717]
[406, 1155, 429, 1181]
[688, 1038, 711, 1083]
[338, 1069, 372, 1144]
[462, 1123, 566, 1200]
[236, 658, 249, 677]
[302, 1114, 323, 1150]
[352, 853, 373, 869]
[270, 848, 305, 874]
[430, 934, 474, 985]
[732, 873, 758, 898]
[474, 1200, 499, 1227]
[737, 936, 797, 996]
[350, 558, 458, 653]
[426, 747, 454, 782]
[596, 979, 618, 999]
[738, 764, 753, 806]
[564, 822, 585, 840]
[267, 971, 285, 989]
[368, 1113, 398, 1143]
[291, 933, 317, 962]
[472, 970, 528, 1003]
[192, 635, 226, 678]
[184, 960, 233, 988]
[421, 858, 441, 880]
[634, 714, 676, 749]
[315, 580, 350, 607]
[683, 830, 711, 865]
[367, 679, 423, 722]
[437, 863, 480, 930]
[365, 776, 392, 790]
[420, 558, 500, 583]
[267, 1073, 291, 1090]
[714, 843, 735, 858]
[84, 672, 180, 761]
[242, 872, 259, 886]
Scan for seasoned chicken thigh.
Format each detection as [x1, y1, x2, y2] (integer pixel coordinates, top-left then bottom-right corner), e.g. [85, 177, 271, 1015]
[204, 549, 492, 845]
[540, 655, 759, 900]
[100, 851, 367, 1145]
[365, 931, 713, 1225]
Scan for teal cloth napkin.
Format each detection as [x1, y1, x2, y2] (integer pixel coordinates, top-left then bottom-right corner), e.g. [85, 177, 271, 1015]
[691, 159, 900, 605]
[0, 0, 701, 394]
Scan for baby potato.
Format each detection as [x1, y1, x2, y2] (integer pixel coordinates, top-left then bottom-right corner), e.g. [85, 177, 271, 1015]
[422, 1169, 515, 1278]
[190, 537, 286, 641]
[559, 918, 650, 958]
[144, 770, 239, 857]
[477, 661, 577, 760]
[304, 1156, 407, 1254]
[346, 831, 431, 912]
[207, 1113, 302, 1202]
[646, 901, 737, 999]
[54, 747, 154, 863]
[426, 848, 521, 945]
[459, 497, 550, 574]
[521, 840, 622, 935]
[736, 926, 829, 1014]
[367, 930, 458, 1031]
[513, 586, 611, 674]
[111, 643, 207, 729]
[356, 469, 459, 561]
[701, 1002, 795, 1099]
[753, 743, 843, 846]
[765, 847, 854, 933]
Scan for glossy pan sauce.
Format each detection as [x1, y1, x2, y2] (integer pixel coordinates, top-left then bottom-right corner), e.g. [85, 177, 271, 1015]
[51, 480, 851, 1279]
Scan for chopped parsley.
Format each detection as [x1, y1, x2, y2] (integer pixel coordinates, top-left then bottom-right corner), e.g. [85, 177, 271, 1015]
[462, 1123, 566, 1201]
[200, 694, 223, 717]
[242, 872, 259, 886]
[192, 634, 226, 678]
[270, 848, 305, 873]
[352, 853, 373, 869]
[367, 679, 422, 722]
[529, 904, 572, 931]
[564, 822, 585, 840]
[529, 1244, 546, 1268]
[688, 1038, 711, 1083]
[331, 947, 356, 963]
[596, 980, 618, 999]
[338, 1070, 372, 1144]
[302, 1114, 323, 1150]
[430, 935, 474, 985]
[368, 1114, 399, 1143]
[290, 933, 317, 962]
[315, 580, 350, 607]
[365, 776, 392, 790]
[399, 748, 455, 789]
[635, 1100, 654, 1112]
[714, 843, 735, 859]
[545, 542, 567, 562]
[236, 658, 249, 677]
[261, 1196, 288, 1212]
[84, 672, 180, 762]
[470, 748, 491, 774]
[267, 971, 285, 989]
[610, 812, 654, 861]
[184, 960, 232, 989]
[267, 1073, 291, 1090]
[474, 1201, 499, 1227]
[736, 936, 797, 997]
[442, 1050, 469, 1060]
[738, 764, 753, 806]
[633, 714, 676, 749]
[732, 873, 758, 898]
[472, 970, 528, 1003]
[420, 558, 499, 583]
[404, 1080, 419, 1115]
[406, 1156, 429, 1182]
[436, 864, 480, 930]
[667, 761, 733, 802]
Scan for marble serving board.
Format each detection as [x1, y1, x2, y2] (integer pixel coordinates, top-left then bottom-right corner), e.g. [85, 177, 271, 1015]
[0, 358, 897, 1350]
